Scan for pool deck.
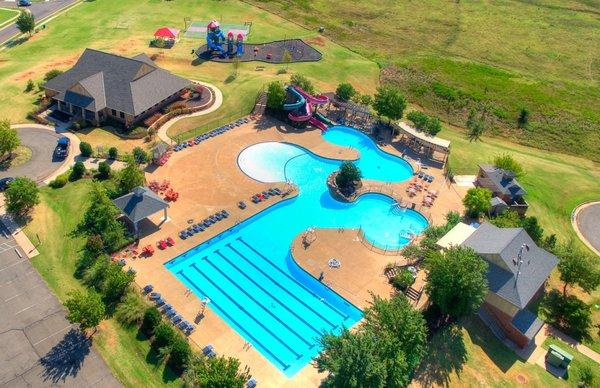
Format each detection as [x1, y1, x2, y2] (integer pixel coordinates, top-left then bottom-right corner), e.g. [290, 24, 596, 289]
[124, 117, 464, 387]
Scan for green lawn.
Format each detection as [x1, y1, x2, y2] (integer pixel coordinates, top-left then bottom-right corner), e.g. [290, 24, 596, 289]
[25, 181, 180, 387]
[543, 336, 600, 388]
[0, 7, 18, 28]
[244, 0, 600, 161]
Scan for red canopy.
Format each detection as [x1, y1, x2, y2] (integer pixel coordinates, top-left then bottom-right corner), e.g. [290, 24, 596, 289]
[154, 27, 179, 39]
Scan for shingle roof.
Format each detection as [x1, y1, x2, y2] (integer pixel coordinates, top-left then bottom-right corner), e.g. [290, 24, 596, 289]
[480, 164, 526, 198]
[462, 222, 558, 309]
[44, 49, 191, 116]
[112, 186, 169, 224]
[511, 309, 544, 340]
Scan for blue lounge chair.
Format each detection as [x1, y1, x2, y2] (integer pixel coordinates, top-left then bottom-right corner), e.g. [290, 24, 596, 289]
[247, 378, 257, 388]
[221, 210, 229, 218]
[238, 201, 247, 209]
[143, 285, 154, 293]
[179, 231, 187, 240]
[149, 292, 161, 300]
[166, 309, 177, 318]
[172, 315, 182, 324]
[215, 213, 223, 221]
[162, 304, 172, 311]
[155, 298, 165, 307]
[418, 171, 425, 179]
[185, 324, 195, 334]
[203, 344, 217, 358]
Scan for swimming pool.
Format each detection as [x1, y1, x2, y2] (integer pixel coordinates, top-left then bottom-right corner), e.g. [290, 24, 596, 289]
[165, 126, 428, 376]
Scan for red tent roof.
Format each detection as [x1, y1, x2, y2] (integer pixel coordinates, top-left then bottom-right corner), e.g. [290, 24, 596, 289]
[154, 27, 179, 39]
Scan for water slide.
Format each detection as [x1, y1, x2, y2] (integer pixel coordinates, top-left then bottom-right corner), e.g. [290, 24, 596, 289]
[309, 116, 328, 131]
[283, 86, 306, 111]
[289, 98, 312, 122]
[293, 86, 329, 106]
[315, 112, 334, 126]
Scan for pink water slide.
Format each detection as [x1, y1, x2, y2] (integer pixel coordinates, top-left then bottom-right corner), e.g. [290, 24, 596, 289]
[293, 86, 329, 105]
[309, 116, 328, 131]
[288, 99, 312, 121]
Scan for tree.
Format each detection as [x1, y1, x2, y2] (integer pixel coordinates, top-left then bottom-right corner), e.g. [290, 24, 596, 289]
[70, 161, 86, 181]
[335, 160, 361, 195]
[556, 241, 600, 296]
[114, 290, 146, 326]
[4, 177, 39, 216]
[25, 79, 34, 92]
[141, 307, 162, 336]
[152, 323, 176, 350]
[0, 120, 20, 157]
[108, 147, 118, 160]
[80, 183, 126, 251]
[16, 11, 35, 36]
[168, 337, 192, 374]
[43, 69, 64, 82]
[391, 269, 415, 292]
[289, 73, 315, 95]
[425, 246, 488, 319]
[102, 263, 135, 302]
[184, 354, 251, 388]
[118, 155, 145, 194]
[517, 107, 529, 128]
[64, 290, 105, 334]
[336, 82, 356, 102]
[79, 141, 93, 157]
[462, 187, 492, 217]
[132, 147, 148, 164]
[373, 84, 406, 123]
[425, 116, 442, 136]
[579, 365, 595, 388]
[520, 216, 543, 243]
[266, 81, 285, 110]
[97, 161, 111, 179]
[282, 49, 292, 70]
[540, 290, 592, 340]
[406, 111, 429, 131]
[489, 210, 521, 228]
[493, 153, 524, 178]
[466, 109, 485, 142]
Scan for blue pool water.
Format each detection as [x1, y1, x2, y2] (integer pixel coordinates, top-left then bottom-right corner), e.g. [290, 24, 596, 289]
[165, 126, 428, 377]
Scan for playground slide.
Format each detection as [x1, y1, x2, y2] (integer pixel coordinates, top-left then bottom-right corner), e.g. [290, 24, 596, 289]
[294, 86, 329, 105]
[309, 116, 328, 131]
[207, 39, 226, 55]
[283, 86, 306, 111]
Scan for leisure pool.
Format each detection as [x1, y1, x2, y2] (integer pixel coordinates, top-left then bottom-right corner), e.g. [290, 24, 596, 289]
[166, 126, 428, 376]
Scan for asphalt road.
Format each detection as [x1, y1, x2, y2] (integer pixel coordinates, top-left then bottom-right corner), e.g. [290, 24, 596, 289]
[576, 203, 600, 254]
[0, 222, 120, 387]
[0, 127, 65, 183]
[0, 0, 77, 45]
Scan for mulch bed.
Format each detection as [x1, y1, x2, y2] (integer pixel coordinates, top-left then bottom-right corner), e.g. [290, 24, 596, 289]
[195, 39, 322, 63]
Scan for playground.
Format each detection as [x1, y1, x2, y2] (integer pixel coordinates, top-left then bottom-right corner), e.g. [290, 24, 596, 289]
[197, 38, 322, 63]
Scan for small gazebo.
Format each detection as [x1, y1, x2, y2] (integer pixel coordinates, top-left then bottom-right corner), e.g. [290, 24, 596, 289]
[153, 27, 180, 47]
[112, 186, 169, 235]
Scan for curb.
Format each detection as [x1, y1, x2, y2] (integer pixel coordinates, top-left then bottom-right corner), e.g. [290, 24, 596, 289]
[571, 201, 600, 257]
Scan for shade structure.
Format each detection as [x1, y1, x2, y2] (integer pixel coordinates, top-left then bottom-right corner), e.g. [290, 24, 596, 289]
[154, 27, 179, 39]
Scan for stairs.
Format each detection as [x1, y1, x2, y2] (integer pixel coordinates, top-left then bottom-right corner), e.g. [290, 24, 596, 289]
[477, 306, 507, 341]
[406, 286, 421, 302]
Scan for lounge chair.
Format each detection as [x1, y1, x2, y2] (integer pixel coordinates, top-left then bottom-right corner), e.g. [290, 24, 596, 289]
[166, 237, 175, 246]
[179, 231, 187, 240]
[185, 324, 196, 334]
[273, 188, 282, 195]
[156, 298, 165, 307]
[238, 201, 247, 209]
[221, 210, 229, 218]
[149, 292, 161, 300]
[172, 315, 182, 324]
[247, 378, 257, 388]
[143, 285, 154, 293]
[203, 344, 217, 358]
[215, 213, 223, 221]
[166, 309, 177, 318]
[162, 304, 172, 311]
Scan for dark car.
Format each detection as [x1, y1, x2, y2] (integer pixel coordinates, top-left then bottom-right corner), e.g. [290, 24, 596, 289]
[18, 0, 31, 6]
[54, 136, 70, 158]
[0, 177, 15, 191]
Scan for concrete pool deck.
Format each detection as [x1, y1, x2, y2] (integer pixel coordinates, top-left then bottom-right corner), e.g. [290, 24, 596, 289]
[124, 117, 464, 386]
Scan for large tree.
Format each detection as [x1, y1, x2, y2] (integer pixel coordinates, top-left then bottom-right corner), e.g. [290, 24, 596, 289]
[425, 246, 488, 319]
[316, 294, 426, 388]
[335, 160, 362, 194]
[266, 81, 285, 110]
[462, 187, 492, 218]
[373, 84, 407, 123]
[118, 155, 145, 194]
[4, 177, 39, 216]
[556, 241, 600, 296]
[64, 290, 105, 334]
[184, 354, 251, 388]
[336, 82, 356, 102]
[289, 73, 315, 95]
[0, 120, 20, 157]
[16, 11, 35, 36]
[80, 183, 126, 251]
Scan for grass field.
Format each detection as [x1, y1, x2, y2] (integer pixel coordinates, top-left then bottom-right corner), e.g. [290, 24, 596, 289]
[0, 7, 18, 28]
[24, 181, 179, 387]
[243, 0, 600, 161]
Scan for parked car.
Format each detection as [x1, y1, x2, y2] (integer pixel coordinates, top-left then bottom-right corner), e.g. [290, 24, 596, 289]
[0, 177, 15, 191]
[18, 0, 31, 6]
[54, 136, 70, 158]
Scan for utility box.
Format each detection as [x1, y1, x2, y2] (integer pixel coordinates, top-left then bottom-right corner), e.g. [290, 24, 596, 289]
[546, 344, 573, 369]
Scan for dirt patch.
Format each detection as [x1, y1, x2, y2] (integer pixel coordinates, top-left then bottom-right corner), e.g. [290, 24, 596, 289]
[306, 36, 326, 47]
[515, 374, 528, 384]
[13, 71, 36, 82]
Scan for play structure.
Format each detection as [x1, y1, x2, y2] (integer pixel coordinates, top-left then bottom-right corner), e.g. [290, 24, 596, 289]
[196, 38, 322, 64]
[204, 20, 244, 58]
[284, 85, 330, 131]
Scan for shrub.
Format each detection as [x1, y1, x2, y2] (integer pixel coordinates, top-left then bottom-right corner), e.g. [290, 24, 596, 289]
[79, 141, 93, 157]
[132, 147, 149, 164]
[266, 81, 286, 110]
[25, 79, 34, 92]
[290, 73, 315, 95]
[493, 153, 524, 178]
[579, 365, 595, 387]
[97, 161, 111, 179]
[141, 307, 161, 336]
[335, 161, 362, 195]
[336, 83, 356, 102]
[391, 269, 415, 292]
[70, 161, 86, 181]
[114, 290, 146, 326]
[168, 337, 192, 374]
[43, 69, 63, 82]
[108, 147, 118, 160]
[49, 172, 69, 188]
[143, 113, 163, 128]
[406, 111, 429, 131]
[152, 323, 176, 350]
[4, 177, 39, 215]
[165, 102, 187, 114]
[463, 187, 492, 218]
[517, 107, 529, 128]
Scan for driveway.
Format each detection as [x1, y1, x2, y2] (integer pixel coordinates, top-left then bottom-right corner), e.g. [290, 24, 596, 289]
[0, 0, 77, 45]
[574, 201, 600, 256]
[0, 127, 67, 183]
[0, 222, 120, 387]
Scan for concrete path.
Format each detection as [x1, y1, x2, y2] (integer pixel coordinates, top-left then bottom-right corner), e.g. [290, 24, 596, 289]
[546, 325, 600, 364]
[0, 0, 78, 45]
[572, 201, 600, 256]
[156, 80, 223, 145]
[0, 219, 120, 387]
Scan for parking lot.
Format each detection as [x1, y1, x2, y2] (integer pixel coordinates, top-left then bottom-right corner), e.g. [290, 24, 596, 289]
[0, 223, 119, 387]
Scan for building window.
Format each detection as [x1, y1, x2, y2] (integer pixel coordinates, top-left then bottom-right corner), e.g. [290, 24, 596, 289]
[111, 109, 116, 116]
[120, 111, 125, 119]
[84, 109, 95, 121]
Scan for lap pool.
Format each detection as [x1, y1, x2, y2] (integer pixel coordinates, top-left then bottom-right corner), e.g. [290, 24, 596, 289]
[165, 126, 428, 376]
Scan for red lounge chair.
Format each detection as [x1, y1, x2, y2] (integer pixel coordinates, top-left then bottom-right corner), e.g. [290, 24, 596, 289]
[166, 237, 175, 246]
[157, 240, 168, 250]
